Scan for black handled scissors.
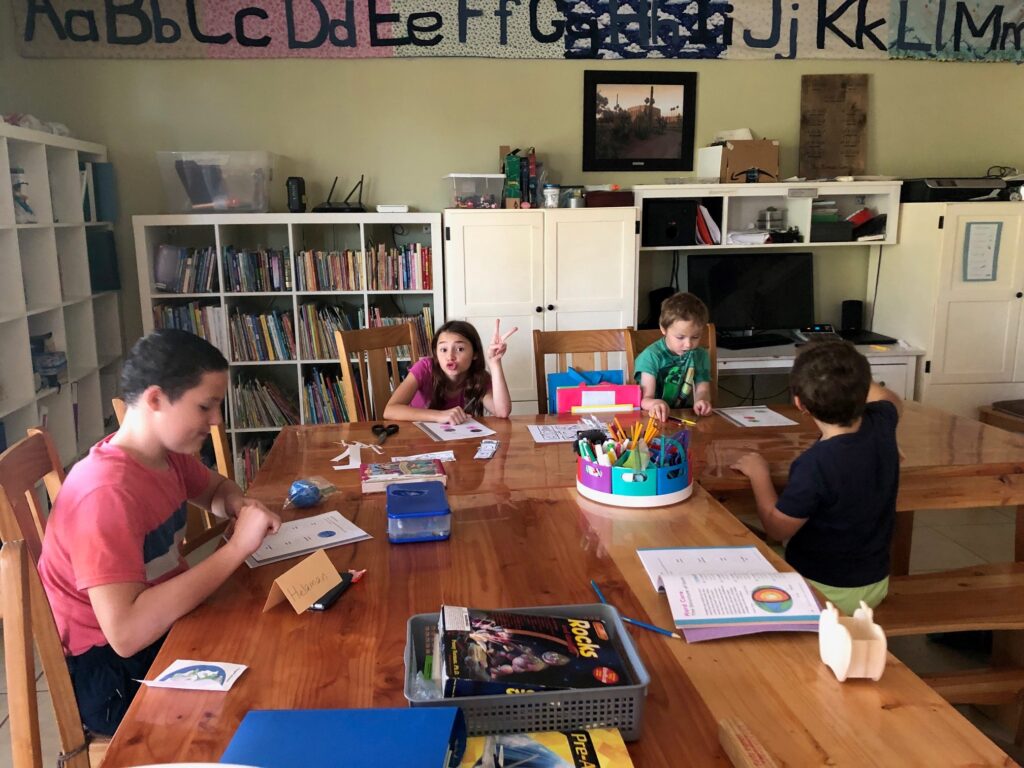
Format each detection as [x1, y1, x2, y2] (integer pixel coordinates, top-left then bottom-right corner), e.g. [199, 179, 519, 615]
[372, 423, 399, 446]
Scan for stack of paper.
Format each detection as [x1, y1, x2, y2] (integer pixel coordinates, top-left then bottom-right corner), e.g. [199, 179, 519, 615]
[246, 511, 371, 567]
[637, 546, 820, 642]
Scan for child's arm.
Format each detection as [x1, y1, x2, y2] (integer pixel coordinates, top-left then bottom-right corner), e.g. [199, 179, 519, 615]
[191, 467, 270, 521]
[693, 381, 713, 416]
[639, 373, 669, 421]
[383, 372, 468, 424]
[867, 380, 903, 417]
[731, 452, 807, 542]
[87, 503, 280, 657]
[482, 319, 516, 418]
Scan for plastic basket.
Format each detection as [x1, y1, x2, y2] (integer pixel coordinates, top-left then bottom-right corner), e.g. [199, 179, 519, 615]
[404, 603, 650, 740]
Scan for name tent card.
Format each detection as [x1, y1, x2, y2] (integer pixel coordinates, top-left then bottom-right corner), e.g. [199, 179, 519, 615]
[263, 549, 342, 614]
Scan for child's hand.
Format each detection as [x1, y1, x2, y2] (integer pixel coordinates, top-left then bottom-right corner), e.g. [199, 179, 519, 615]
[693, 399, 712, 416]
[647, 400, 669, 422]
[226, 503, 281, 557]
[487, 319, 518, 364]
[731, 452, 770, 480]
[437, 406, 468, 425]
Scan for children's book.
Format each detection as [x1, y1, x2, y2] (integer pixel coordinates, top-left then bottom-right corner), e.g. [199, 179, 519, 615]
[361, 459, 447, 493]
[438, 606, 630, 697]
[245, 510, 371, 567]
[637, 545, 774, 591]
[460, 728, 634, 767]
[220, 707, 467, 768]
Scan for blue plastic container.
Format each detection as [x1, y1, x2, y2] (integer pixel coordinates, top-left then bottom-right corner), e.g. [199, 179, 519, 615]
[386, 481, 451, 543]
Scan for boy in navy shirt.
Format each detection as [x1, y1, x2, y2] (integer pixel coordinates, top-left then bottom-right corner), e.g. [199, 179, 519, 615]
[731, 340, 902, 614]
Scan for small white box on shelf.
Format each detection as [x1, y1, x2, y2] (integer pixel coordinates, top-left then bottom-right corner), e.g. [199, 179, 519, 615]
[156, 151, 274, 214]
[444, 174, 503, 209]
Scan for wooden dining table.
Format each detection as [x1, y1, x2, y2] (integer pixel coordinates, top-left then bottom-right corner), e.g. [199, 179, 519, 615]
[101, 412, 1019, 767]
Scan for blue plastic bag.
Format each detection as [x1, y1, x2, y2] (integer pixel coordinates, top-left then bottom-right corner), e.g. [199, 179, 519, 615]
[547, 367, 624, 414]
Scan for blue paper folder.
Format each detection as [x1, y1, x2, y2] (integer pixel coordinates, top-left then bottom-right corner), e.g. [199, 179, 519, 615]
[219, 707, 466, 767]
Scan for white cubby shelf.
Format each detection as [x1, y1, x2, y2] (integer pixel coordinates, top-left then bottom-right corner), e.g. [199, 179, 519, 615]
[0, 122, 121, 464]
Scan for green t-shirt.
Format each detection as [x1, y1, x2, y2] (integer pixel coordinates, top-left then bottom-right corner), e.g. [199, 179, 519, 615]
[633, 338, 711, 408]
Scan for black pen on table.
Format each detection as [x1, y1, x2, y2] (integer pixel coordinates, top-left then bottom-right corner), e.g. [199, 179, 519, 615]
[590, 579, 681, 640]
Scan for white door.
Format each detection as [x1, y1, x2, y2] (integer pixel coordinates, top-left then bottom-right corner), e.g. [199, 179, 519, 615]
[930, 204, 1024, 385]
[443, 210, 544, 403]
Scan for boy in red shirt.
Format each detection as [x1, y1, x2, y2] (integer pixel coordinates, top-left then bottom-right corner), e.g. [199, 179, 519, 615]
[39, 329, 280, 735]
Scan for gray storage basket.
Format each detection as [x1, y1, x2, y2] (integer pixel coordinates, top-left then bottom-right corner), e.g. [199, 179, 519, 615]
[404, 603, 650, 741]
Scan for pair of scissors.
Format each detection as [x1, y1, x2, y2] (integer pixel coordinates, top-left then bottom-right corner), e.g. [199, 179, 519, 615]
[372, 423, 399, 447]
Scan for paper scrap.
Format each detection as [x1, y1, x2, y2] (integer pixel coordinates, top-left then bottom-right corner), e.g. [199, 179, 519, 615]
[142, 659, 247, 691]
[390, 450, 456, 463]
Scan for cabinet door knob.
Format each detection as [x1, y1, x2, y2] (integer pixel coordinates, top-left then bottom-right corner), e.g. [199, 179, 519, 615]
[535, 306, 543, 313]
[1017, 292, 1023, 299]
[547, 304, 555, 311]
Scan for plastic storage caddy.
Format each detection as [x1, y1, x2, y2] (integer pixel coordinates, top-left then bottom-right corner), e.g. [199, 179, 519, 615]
[387, 481, 451, 543]
[157, 151, 274, 213]
[405, 603, 650, 740]
[577, 433, 693, 508]
[445, 174, 504, 209]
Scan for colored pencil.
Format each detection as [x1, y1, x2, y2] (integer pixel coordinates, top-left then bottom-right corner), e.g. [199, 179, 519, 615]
[666, 415, 698, 426]
[589, 579, 682, 640]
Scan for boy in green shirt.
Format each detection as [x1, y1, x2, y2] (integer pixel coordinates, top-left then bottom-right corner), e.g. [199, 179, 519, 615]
[633, 292, 713, 421]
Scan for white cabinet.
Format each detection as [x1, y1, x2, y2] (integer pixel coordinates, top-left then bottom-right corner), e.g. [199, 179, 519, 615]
[134, 213, 444, 485]
[444, 208, 637, 409]
[871, 202, 1024, 417]
[0, 122, 121, 464]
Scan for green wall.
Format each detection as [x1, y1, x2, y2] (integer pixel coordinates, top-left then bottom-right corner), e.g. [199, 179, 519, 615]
[3, 6, 1023, 342]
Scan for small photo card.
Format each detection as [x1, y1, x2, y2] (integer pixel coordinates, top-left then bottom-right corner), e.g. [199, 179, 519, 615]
[142, 659, 247, 691]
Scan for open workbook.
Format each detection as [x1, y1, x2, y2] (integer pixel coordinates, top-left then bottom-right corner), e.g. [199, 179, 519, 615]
[637, 546, 821, 642]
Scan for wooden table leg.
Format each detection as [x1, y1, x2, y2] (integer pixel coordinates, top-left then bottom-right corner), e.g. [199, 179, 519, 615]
[891, 510, 914, 577]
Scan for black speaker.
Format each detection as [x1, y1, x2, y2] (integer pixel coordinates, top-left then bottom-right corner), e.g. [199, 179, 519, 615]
[841, 299, 864, 332]
[641, 198, 697, 247]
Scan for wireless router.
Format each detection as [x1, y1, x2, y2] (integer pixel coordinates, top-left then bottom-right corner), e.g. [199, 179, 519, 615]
[313, 175, 366, 213]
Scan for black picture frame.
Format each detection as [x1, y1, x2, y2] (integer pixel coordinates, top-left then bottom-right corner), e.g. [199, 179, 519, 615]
[582, 70, 697, 172]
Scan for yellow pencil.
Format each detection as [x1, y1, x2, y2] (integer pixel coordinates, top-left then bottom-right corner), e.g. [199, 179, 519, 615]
[613, 416, 626, 441]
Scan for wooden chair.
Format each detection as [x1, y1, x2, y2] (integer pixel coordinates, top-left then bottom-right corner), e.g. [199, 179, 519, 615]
[2, 539, 108, 768]
[625, 323, 718, 406]
[110, 398, 230, 552]
[532, 329, 629, 415]
[335, 324, 418, 422]
[0, 428, 65, 563]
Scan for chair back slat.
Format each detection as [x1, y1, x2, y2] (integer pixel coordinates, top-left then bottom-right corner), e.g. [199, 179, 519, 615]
[532, 329, 628, 414]
[335, 324, 417, 421]
[0, 430, 64, 562]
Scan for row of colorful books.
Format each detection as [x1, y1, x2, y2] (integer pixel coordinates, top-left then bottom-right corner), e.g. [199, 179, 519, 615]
[152, 302, 229, 356]
[365, 305, 433, 360]
[236, 436, 274, 490]
[296, 303, 356, 361]
[153, 245, 219, 294]
[231, 379, 299, 429]
[366, 242, 433, 291]
[302, 367, 350, 425]
[229, 310, 297, 362]
[294, 249, 364, 292]
[222, 246, 293, 293]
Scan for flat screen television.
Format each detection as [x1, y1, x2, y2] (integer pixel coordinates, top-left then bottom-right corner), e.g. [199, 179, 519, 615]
[686, 252, 814, 332]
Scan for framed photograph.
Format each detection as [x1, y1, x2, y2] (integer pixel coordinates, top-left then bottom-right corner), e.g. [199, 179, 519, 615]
[583, 71, 697, 172]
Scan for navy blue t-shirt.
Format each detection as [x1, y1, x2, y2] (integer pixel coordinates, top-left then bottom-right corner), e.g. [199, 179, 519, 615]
[776, 401, 900, 588]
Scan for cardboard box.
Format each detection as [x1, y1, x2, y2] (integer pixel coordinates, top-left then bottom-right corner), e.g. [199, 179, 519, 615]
[696, 140, 780, 183]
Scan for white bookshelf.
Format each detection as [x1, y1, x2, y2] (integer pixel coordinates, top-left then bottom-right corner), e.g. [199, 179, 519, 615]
[133, 213, 444, 485]
[0, 122, 121, 464]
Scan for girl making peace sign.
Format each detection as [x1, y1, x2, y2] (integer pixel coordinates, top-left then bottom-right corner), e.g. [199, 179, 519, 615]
[384, 319, 518, 424]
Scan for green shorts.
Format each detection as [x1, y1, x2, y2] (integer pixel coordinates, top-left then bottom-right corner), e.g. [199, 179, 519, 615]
[806, 576, 889, 616]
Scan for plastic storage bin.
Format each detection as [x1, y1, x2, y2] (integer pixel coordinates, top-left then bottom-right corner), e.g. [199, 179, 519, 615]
[404, 603, 650, 740]
[386, 481, 451, 543]
[445, 174, 504, 209]
[157, 151, 274, 213]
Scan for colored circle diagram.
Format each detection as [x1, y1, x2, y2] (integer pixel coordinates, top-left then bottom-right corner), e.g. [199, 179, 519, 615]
[751, 586, 793, 613]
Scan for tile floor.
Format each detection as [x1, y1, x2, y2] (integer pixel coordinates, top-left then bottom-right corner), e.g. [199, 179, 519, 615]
[0, 509, 1021, 765]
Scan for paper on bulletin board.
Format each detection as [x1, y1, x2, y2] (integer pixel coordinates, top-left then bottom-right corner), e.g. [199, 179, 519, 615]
[263, 549, 342, 613]
[963, 222, 1001, 282]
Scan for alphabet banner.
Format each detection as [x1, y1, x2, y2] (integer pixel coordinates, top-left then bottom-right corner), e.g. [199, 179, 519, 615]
[13, 0, 1024, 62]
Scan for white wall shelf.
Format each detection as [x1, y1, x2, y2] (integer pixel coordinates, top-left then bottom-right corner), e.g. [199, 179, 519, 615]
[134, 212, 444, 486]
[0, 122, 122, 464]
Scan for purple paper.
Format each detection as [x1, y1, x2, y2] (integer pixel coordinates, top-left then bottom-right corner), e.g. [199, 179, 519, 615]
[683, 622, 819, 643]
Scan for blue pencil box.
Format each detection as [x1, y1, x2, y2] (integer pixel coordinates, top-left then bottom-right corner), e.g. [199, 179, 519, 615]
[386, 481, 451, 543]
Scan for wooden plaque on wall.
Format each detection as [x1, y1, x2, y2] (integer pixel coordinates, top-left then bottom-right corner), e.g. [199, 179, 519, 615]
[798, 74, 868, 179]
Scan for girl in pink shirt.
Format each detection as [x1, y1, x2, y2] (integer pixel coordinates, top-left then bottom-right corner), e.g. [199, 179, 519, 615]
[385, 319, 516, 424]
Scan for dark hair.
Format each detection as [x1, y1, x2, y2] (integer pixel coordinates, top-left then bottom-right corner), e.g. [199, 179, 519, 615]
[660, 292, 709, 329]
[790, 340, 871, 426]
[429, 320, 490, 416]
[121, 329, 228, 405]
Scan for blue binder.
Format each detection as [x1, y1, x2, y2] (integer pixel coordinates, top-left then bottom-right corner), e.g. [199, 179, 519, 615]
[219, 707, 466, 767]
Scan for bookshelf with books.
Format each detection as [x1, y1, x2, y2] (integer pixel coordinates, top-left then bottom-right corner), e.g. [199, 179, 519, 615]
[0, 122, 121, 464]
[134, 213, 443, 486]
